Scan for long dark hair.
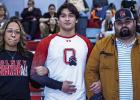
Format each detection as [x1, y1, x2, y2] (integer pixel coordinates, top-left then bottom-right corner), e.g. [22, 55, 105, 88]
[0, 17, 28, 56]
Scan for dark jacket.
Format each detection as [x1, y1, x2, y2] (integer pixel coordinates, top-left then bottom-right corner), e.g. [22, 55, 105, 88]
[21, 7, 41, 21]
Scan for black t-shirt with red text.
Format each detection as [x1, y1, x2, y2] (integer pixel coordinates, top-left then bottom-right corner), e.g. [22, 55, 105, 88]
[0, 50, 33, 100]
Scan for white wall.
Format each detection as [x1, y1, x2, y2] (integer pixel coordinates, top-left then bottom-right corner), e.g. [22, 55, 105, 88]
[1, 0, 24, 17]
[32, 0, 59, 14]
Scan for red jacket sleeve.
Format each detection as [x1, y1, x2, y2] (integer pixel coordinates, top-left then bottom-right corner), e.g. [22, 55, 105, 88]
[30, 34, 63, 90]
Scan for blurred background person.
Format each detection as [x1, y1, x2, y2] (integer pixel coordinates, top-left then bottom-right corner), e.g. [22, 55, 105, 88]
[0, 3, 8, 29]
[100, 9, 115, 37]
[21, 0, 41, 40]
[136, 6, 140, 33]
[108, 3, 116, 16]
[39, 4, 59, 38]
[91, 4, 102, 21]
[91, 3, 108, 22]
[121, 0, 137, 18]
[65, 0, 89, 37]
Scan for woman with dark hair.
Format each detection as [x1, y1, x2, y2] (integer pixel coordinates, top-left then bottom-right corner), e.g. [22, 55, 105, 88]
[100, 9, 115, 37]
[108, 3, 116, 16]
[0, 18, 34, 100]
[39, 4, 59, 38]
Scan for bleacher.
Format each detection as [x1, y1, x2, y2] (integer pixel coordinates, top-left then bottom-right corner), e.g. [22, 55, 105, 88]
[1, 0, 140, 99]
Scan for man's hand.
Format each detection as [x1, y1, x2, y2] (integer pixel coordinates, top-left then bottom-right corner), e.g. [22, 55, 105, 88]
[89, 80, 101, 94]
[61, 81, 77, 94]
[28, 7, 33, 12]
[35, 66, 49, 76]
[49, 18, 56, 25]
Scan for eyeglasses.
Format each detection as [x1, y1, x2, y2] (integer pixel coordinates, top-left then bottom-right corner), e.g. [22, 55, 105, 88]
[6, 29, 21, 34]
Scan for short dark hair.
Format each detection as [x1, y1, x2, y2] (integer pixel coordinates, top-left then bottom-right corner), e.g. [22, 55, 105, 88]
[94, 3, 101, 8]
[57, 3, 79, 19]
[28, 0, 34, 5]
[48, 4, 55, 9]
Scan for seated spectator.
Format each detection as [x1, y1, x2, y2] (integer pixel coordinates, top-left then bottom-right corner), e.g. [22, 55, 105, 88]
[0, 3, 8, 29]
[100, 9, 115, 37]
[91, 4, 108, 21]
[121, 0, 137, 19]
[121, 0, 136, 9]
[39, 4, 59, 38]
[65, 0, 89, 36]
[21, 0, 41, 40]
[108, 3, 116, 16]
[91, 4, 101, 20]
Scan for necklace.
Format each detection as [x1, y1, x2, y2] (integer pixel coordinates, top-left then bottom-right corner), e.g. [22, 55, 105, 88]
[6, 51, 17, 60]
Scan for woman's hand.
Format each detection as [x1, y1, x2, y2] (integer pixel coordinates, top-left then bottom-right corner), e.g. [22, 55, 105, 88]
[35, 66, 49, 76]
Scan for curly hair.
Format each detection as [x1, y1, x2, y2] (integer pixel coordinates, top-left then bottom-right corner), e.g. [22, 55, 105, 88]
[0, 17, 28, 56]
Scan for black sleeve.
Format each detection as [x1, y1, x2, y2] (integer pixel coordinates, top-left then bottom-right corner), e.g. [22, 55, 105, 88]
[21, 8, 27, 19]
[25, 51, 42, 88]
[21, 8, 31, 19]
[29, 48, 63, 90]
[30, 78, 44, 88]
[35, 8, 42, 20]
[31, 74, 63, 90]
[43, 13, 50, 18]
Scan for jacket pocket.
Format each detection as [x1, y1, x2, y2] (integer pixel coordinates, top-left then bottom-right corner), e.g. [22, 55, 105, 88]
[100, 52, 114, 69]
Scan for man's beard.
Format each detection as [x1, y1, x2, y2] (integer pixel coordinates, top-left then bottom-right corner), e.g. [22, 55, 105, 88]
[119, 27, 131, 37]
